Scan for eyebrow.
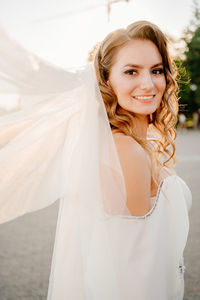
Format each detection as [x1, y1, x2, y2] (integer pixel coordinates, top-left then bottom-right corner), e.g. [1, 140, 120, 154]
[123, 63, 163, 68]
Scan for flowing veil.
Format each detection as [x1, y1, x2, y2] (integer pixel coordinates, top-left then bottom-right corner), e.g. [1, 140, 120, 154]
[0, 26, 132, 299]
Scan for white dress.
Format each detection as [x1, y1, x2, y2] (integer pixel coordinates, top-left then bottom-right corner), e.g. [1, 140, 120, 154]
[83, 175, 192, 300]
[0, 27, 192, 300]
[98, 175, 191, 300]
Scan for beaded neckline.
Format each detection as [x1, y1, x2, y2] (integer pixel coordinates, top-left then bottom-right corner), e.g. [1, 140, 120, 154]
[124, 179, 165, 219]
[105, 175, 178, 220]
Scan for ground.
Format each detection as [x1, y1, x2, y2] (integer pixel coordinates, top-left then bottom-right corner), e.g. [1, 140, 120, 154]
[175, 130, 200, 300]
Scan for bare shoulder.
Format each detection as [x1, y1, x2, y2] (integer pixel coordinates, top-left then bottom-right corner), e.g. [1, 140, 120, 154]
[112, 133, 149, 165]
[112, 132, 151, 216]
[112, 132, 143, 152]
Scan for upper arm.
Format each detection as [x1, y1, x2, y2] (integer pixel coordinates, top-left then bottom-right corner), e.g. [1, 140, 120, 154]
[113, 134, 151, 216]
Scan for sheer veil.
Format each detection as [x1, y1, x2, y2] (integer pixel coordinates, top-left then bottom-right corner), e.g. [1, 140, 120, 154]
[0, 26, 132, 299]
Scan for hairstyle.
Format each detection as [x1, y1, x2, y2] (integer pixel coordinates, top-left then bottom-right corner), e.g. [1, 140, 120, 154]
[94, 20, 179, 184]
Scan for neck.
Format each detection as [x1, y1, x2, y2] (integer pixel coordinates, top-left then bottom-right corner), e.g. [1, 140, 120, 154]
[134, 115, 148, 141]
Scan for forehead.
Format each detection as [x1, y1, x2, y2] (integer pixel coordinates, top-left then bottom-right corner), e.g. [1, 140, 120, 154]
[112, 39, 162, 67]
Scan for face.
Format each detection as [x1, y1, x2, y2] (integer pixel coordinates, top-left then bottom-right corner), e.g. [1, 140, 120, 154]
[108, 39, 166, 119]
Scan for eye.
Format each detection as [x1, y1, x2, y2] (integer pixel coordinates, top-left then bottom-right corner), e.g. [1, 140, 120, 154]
[124, 69, 137, 75]
[152, 68, 164, 75]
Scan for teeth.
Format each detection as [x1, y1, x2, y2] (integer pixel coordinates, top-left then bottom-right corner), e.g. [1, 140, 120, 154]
[134, 96, 154, 100]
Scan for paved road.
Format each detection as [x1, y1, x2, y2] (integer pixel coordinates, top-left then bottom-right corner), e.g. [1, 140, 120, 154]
[175, 130, 200, 300]
[0, 130, 199, 300]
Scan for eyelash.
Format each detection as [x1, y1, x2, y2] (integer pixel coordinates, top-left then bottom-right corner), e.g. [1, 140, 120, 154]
[124, 68, 164, 75]
[153, 68, 164, 75]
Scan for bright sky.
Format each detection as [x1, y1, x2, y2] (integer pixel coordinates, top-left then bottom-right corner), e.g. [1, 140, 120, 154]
[0, 0, 195, 69]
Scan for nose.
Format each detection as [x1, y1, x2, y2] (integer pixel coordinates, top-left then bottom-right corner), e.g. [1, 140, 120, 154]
[139, 71, 154, 90]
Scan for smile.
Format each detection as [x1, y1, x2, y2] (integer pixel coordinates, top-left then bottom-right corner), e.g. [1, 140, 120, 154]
[133, 95, 155, 100]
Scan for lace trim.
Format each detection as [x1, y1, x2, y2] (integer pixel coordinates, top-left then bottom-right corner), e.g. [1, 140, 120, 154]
[179, 256, 186, 275]
[179, 264, 186, 274]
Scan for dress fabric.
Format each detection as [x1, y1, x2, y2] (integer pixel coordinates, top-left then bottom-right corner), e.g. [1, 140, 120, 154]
[0, 26, 192, 300]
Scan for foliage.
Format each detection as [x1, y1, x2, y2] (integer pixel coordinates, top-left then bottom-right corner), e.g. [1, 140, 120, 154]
[177, 0, 200, 116]
[175, 59, 191, 114]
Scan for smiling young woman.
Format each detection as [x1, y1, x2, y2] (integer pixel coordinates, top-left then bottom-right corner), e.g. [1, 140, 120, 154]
[94, 21, 178, 215]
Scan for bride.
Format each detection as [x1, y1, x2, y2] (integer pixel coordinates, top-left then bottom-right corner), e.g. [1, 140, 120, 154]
[0, 20, 192, 300]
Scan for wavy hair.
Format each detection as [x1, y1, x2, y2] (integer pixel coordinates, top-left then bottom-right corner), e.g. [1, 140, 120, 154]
[94, 20, 179, 184]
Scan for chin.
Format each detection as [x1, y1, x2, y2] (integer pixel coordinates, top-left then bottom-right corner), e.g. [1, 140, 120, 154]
[128, 107, 158, 116]
[121, 100, 160, 116]
[137, 104, 159, 115]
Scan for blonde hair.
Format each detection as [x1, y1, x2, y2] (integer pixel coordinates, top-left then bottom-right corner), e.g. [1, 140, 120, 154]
[94, 20, 179, 184]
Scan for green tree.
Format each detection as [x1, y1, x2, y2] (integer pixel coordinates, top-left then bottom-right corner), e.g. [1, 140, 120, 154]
[178, 0, 200, 115]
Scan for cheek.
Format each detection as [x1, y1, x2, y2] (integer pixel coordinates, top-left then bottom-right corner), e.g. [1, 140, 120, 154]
[157, 78, 166, 93]
[110, 75, 131, 97]
[109, 74, 119, 94]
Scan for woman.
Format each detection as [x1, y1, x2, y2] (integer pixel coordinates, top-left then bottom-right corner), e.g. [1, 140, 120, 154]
[0, 21, 192, 300]
[94, 21, 178, 215]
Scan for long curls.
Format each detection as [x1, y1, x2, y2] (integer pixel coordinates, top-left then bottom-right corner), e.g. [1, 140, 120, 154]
[94, 21, 179, 184]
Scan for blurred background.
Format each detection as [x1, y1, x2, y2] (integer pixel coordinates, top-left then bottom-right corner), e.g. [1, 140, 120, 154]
[0, 0, 199, 299]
